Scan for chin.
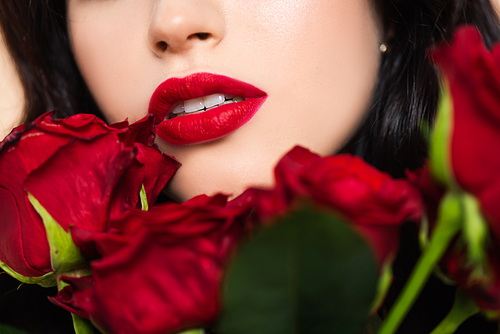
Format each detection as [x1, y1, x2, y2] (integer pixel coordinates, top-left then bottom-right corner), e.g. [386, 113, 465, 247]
[163, 161, 277, 203]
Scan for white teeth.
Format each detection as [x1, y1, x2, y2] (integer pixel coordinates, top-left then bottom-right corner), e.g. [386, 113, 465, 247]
[184, 97, 205, 113]
[203, 94, 225, 108]
[171, 103, 185, 114]
[169, 94, 245, 117]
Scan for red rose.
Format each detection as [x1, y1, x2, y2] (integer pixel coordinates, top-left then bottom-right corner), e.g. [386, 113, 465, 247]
[424, 26, 500, 311]
[0, 112, 179, 281]
[431, 26, 500, 235]
[51, 195, 253, 334]
[235, 146, 423, 266]
[49, 145, 420, 333]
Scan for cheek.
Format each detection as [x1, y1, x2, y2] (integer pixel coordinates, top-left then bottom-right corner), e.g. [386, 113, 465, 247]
[0, 30, 24, 139]
[67, 1, 156, 123]
[226, 0, 381, 153]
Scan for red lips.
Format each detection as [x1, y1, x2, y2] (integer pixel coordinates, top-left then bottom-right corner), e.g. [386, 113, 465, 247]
[148, 72, 267, 145]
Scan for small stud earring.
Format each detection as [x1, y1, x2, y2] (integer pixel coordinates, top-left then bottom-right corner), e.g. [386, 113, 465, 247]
[379, 43, 388, 53]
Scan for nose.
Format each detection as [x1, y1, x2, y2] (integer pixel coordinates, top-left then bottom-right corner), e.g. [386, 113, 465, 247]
[148, 0, 225, 56]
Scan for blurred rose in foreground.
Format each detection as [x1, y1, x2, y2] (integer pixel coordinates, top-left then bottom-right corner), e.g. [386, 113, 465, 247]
[417, 26, 500, 312]
[236, 146, 424, 266]
[52, 195, 253, 334]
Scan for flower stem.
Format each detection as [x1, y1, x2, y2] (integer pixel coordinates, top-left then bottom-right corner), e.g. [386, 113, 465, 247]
[378, 191, 462, 334]
[429, 291, 479, 334]
[72, 313, 95, 334]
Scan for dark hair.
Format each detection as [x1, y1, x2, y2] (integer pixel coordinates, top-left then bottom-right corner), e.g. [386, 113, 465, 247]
[345, 0, 500, 177]
[0, 1, 499, 333]
[0, 1, 102, 124]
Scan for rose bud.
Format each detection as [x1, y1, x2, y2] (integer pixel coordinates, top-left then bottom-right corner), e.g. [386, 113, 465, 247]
[416, 26, 500, 312]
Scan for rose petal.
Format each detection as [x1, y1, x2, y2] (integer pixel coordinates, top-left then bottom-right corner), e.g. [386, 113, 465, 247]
[24, 134, 136, 233]
[109, 143, 180, 220]
[58, 196, 251, 334]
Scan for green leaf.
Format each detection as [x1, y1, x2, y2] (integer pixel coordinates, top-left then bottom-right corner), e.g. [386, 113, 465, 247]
[461, 193, 489, 278]
[0, 324, 29, 334]
[218, 205, 378, 334]
[28, 193, 87, 274]
[0, 260, 56, 288]
[140, 184, 148, 211]
[419, 215, 430, 250]
[419, 119, 432, 145]
[177, 330, 205, 334]
[370, 261, 393, 313]
[429, 81, 455, 187]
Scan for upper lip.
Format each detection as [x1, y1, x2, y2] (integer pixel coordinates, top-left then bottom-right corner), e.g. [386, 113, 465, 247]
[148, 72, 267, 122]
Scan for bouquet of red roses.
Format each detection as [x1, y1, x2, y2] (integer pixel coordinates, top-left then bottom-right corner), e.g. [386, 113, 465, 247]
[1, 111, 421, 333]
[0, 25, 499, 334]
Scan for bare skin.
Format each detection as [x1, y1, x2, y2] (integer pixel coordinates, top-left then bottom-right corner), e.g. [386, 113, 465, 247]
[0, 28, 24, 140]
[494, 0, 500, 17]
[66, 0, 383, 201]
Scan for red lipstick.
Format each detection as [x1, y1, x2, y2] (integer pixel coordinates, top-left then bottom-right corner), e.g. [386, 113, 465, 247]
[148, 72, 267, 145]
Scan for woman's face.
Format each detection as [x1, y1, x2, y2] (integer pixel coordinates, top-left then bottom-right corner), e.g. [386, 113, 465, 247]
[67, 0, 382, 201]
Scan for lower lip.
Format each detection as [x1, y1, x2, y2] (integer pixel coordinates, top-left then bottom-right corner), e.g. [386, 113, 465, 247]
[155, 96, 267, 145]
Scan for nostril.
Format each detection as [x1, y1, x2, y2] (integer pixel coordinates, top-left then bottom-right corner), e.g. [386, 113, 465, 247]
[193, 32, 210, 40]
[154, 33, 212, 54]
[157, 41, 168, 51]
